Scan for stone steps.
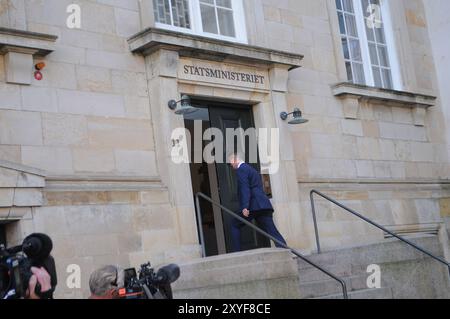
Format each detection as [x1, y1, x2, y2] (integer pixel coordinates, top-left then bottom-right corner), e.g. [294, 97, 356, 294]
[296, 235, 450, 299]
[171, 236, 450, 299]
[312, 287, 394, 299]
[172, 248, 302, 299]
[299, 274, 368, 299]
[298, 263, 352, 283]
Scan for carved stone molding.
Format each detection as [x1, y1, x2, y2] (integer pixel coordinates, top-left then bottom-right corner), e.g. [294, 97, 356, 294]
[332, 82, 436, 126]
[0, 27, 57, 85]
[0, 160, 45, 221]
[128, 27, 303, 70]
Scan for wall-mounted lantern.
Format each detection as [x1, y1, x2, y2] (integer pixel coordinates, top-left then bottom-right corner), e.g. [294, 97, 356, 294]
[280, 108, 309, 125]
[168, 95, 197, 115]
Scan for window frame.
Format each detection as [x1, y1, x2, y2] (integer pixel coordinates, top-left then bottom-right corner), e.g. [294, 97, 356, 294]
[154, 0, 248, 44]
[336, 0, 401, 90]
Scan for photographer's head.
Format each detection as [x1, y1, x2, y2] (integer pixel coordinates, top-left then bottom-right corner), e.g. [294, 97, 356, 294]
[89, 265, 124, 299]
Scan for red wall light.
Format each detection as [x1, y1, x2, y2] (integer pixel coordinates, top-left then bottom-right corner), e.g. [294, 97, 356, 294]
[34, 62, 46, 80]
[34, 70, 43, 81]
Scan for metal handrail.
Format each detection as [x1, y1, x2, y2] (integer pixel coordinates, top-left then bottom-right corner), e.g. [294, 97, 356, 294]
[195, 192, 349, 299]
[310, 189, 450, 278]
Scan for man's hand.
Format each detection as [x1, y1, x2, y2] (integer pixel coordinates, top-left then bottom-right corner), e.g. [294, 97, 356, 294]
[242, 209, 250, 218]
[27, 267, 52, 299]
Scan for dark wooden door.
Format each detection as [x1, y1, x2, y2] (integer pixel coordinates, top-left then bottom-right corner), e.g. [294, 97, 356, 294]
[209, 104, 271, 252]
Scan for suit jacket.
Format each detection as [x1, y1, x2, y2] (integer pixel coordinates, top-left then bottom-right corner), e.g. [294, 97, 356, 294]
[236, 163, 274, 213]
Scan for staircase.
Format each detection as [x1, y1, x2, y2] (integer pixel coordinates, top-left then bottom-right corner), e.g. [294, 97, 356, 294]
[186, 192, 450, 299]
[296, 235, 450, 299]
[172, 248, 302, 299]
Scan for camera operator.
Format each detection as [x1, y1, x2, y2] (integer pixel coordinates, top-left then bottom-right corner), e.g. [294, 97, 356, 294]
[2, 266, 52, 299]
[1, 233, 57, 299]
[89, 265, 124, 299]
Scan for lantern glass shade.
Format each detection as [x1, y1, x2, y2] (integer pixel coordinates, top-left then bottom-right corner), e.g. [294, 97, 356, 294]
[280, 108, 308, 125]
[173, 95, 197, 115]
[289, 108, 308, 125]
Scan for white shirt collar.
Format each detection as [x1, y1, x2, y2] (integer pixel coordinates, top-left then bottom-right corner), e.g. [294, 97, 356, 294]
[237, 161, 244, 169]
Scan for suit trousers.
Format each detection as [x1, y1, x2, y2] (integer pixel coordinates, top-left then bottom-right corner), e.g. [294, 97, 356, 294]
[230, 210, 287, 252]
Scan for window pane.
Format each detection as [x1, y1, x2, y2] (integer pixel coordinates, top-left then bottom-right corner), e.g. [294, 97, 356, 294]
[361, 0, 370, 13]
[201, 4, 218, 34]
[353, 63, 365, 84]
[342, 38, 350, 59]
[153, 0, 191, 29]
[171, 0, 191, 28]
[336, 0, 342, 10]
[365, 21, 375, 41]
[377, 45, 389, 67]
[200, 0, 214, 3]
[345, 14, 358, 37]
[218, 8, 235, 37]
[374, 25, 386, 43]
[349, 39, 362, 61]
[345, 62, 353, 82]
[154, 0, 172, 25]
[338, 12, 346, 34]
[342, 0, 354, 12]
[217, 0, 232, 8]
[368, 43, 378, 65]
[381, 68, 393, 89]
[372, 67, 382, 87]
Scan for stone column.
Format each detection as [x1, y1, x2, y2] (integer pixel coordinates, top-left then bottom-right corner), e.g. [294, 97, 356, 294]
[145, 49, 199, 253]
[268, 64, 312, 252]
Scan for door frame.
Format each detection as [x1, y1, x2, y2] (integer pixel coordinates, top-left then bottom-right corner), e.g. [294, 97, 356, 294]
[145, 48, 308, 260]
[189, 98, 263, 255]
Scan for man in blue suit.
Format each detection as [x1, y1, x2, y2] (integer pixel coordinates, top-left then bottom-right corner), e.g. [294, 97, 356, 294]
[228, 153, 287, 252]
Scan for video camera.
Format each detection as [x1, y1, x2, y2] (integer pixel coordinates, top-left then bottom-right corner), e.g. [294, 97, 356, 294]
[119, 262, 180, 299]
[0, 233, 57, 299]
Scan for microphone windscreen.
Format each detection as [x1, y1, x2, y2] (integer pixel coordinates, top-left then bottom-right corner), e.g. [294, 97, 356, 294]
[157, 264, 180, 284]
[22, 233, 53, 260]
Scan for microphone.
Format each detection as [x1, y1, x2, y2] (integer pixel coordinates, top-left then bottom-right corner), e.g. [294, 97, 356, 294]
[22, 233, 53, 261]
[156, 264, 180, 284]
[4, 233, 53, 257]
[22, 233, 58, 290]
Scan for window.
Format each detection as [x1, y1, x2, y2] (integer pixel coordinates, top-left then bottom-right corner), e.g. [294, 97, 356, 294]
[199, 0, 235, 38]
[153, 0, 247, 43]
[336, 0, 399, 89]
[153, 0, 191, 28]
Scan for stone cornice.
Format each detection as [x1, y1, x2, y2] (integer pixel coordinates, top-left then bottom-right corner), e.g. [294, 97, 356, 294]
[332, 82, 437, 108]
[45, 175, 165, 191]
[0, 159, 46, 177]
[128, 27, 303, 70]
[0, 160, 45, 213]
[331, 82, 436, 125]
[0, 27, 58, 56]
[298, 178, 450, 185]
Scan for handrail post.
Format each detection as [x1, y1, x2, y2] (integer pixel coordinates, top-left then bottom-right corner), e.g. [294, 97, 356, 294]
[310, 191, 321, 254]
[194, 194, 206, 258]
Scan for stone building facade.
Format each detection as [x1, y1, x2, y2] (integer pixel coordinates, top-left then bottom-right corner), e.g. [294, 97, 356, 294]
[0, 0, 449, 298]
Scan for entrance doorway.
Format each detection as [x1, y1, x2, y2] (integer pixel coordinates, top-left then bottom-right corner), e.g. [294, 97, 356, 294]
[184, 99, 271, 257]
[0, 223, 6, 247]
